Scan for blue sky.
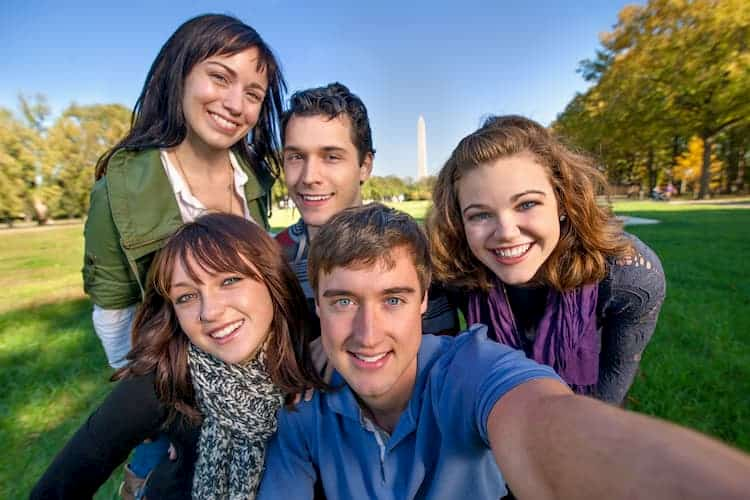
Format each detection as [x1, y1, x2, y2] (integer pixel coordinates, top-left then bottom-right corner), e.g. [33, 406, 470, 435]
[0, 1, 635, 178]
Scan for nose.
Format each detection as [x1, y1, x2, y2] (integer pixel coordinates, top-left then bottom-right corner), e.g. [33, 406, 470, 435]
[353, 302, 383, 348]
[222, 84, 244, 116]
[492, 212, 521, 241]
[300, 159, 323, 186]
[199, 292, 225, 323]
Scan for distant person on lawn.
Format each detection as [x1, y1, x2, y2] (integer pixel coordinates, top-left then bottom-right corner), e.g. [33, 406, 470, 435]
[258, 203, 750, 500]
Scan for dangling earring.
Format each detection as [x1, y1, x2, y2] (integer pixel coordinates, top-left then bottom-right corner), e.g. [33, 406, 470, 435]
[559, 214, 567, 222]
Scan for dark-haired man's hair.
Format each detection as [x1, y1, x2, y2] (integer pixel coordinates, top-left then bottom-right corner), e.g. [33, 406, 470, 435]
[281, 82, 375, 164]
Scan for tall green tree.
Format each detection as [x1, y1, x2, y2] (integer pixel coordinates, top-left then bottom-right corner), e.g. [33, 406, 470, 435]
[589, 0, 750, 198]
[0, 109, 33, 225]
[46, 103, 130, 216]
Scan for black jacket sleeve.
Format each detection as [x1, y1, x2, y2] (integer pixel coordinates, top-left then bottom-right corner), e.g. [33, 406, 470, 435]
[30, 373, 166, 499]
[596, 235, 666, 405]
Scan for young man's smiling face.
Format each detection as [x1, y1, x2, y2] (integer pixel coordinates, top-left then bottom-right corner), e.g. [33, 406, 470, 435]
[316, 246, 427, 416]
[283, 114, 373, 238]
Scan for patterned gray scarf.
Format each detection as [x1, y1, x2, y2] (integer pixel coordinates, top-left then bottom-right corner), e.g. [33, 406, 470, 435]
[188, 343, 284, 500]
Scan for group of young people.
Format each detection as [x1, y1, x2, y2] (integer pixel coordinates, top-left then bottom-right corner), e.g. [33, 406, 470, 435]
[31, 13, 750, 500]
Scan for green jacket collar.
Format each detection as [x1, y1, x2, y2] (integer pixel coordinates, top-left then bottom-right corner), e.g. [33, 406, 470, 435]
[106, 148, 272, 259]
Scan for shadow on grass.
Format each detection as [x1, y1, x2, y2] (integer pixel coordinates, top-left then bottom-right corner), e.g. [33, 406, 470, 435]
[0, 298, 119, 498]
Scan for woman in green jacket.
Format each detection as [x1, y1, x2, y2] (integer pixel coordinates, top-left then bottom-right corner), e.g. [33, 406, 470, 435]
[82, 14, 284, 493]
[84, 13, 284, 369]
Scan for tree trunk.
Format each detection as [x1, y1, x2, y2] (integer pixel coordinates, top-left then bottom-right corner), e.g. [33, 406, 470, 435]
[737, 144, 746, 193]
[698, 135, 712, 199]
[647, 148, 657, 193]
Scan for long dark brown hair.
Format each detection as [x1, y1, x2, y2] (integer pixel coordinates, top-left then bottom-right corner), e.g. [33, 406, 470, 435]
[429, 115, 630, 292]
[114, 213, 325, 424]
[95, 13, 285, 181]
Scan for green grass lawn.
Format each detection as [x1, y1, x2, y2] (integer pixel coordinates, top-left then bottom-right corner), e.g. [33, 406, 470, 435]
[1, 199, 748, 497]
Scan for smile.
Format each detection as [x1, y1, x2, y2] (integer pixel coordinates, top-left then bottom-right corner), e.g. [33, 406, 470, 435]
[490, 242, 534, 265]
[299, 193, 333, 202]
[208, 111, 240, 131]
[208, 319, 243, 340]
[493, 242, 532, 258]
[353, 352, 387, 362]
[349, 350, 391, 368]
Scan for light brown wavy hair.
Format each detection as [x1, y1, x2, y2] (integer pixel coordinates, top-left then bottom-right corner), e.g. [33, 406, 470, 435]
[114, 213, 326, 424]
[308, 203, 431, 297]
[428, 115, 629, 292]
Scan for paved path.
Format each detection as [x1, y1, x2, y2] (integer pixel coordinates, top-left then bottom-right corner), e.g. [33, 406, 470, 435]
[618, 216, 660, 225]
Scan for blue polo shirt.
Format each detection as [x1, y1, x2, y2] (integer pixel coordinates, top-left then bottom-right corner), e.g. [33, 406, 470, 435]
[258, 325, 561, 499]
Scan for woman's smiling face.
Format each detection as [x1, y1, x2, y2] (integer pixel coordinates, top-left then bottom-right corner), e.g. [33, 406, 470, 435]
[458, 152, 561, 285]
[169, 253, 274, 364]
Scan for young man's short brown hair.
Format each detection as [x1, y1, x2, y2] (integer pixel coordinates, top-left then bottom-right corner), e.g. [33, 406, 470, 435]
[308, 203, 431, 296]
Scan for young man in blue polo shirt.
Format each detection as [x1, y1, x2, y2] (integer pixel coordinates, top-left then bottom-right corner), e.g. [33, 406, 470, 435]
[274, 82, 457, 337]
[259, 203, 750, 500]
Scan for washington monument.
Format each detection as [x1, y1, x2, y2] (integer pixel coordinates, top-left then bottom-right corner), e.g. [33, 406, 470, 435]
[417, 115, 427, 180]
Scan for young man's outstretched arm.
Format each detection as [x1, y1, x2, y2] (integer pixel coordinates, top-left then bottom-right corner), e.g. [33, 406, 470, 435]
[488, 379, 750, 499]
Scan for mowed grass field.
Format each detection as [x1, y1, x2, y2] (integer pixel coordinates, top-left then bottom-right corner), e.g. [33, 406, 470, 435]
[1, 199, 748, 498]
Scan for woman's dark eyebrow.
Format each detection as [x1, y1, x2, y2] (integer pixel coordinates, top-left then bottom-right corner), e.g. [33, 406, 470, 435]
[204, 61, 267, 91]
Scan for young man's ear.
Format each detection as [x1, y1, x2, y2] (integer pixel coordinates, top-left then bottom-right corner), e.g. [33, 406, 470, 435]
[315, 299, 320, 318]
[359, 152, 374, 185]
[420, 289, 428, 315]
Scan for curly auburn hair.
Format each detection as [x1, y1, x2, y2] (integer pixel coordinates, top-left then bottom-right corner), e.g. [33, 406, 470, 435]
[428, 115, 629, 292]
[113, 213, 326, 424]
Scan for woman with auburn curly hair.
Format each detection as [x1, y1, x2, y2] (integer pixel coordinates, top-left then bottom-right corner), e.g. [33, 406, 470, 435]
[428, 115, 665, 405]
[33, 213, 326, 499]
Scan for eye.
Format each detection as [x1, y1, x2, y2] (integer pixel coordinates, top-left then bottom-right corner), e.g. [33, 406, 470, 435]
[466, 211, 492, 222]
[285, 153, 303, 162]
[326, 154, 342, 162]
[174, 293, 196, 305]
[222, 276, 242, 286]
[518, 200, 539, 211]
[210, 73, 229, 85]
[385, 297, 403, 307]
[245, 91, 263, 103]
[335, 298, 352, 307]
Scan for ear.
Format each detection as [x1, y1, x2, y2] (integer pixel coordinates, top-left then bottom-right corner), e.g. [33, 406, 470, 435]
[420, 288, 429, 315]
[315, 299, 321, 318]
[359, 152, 374, 184]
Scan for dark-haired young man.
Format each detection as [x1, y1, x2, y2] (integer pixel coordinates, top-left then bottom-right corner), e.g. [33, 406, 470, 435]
[274, 82, 456, 336]
[259, 203, 750, 500]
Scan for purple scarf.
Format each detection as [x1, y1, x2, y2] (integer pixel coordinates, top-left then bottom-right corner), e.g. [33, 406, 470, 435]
[467, 279, 600, 394]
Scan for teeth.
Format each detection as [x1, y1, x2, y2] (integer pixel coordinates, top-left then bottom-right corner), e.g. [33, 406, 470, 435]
[210, 112, 239, 129]
[210, 320, 242, 339]
[354, 352, 387, 363]
[301, 194, 332, 201]
[494, 243, 531, 258]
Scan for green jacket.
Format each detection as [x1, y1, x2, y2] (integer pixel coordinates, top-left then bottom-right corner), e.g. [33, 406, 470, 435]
[83, 148, 274, 309]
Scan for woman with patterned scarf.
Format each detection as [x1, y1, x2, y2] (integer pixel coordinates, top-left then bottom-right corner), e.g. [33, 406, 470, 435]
[428, 115, 666, 406]
[32, 213, 327, 499]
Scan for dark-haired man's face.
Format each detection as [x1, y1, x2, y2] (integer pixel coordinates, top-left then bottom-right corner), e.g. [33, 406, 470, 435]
[283, 114, 373, 238]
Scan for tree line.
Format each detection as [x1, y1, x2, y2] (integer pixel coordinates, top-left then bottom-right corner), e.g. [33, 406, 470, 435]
[5, 0, 745, 226]
[0, 94, 437, 226]
[553, 0, 750, 199]
[0, 96, 131, 225]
